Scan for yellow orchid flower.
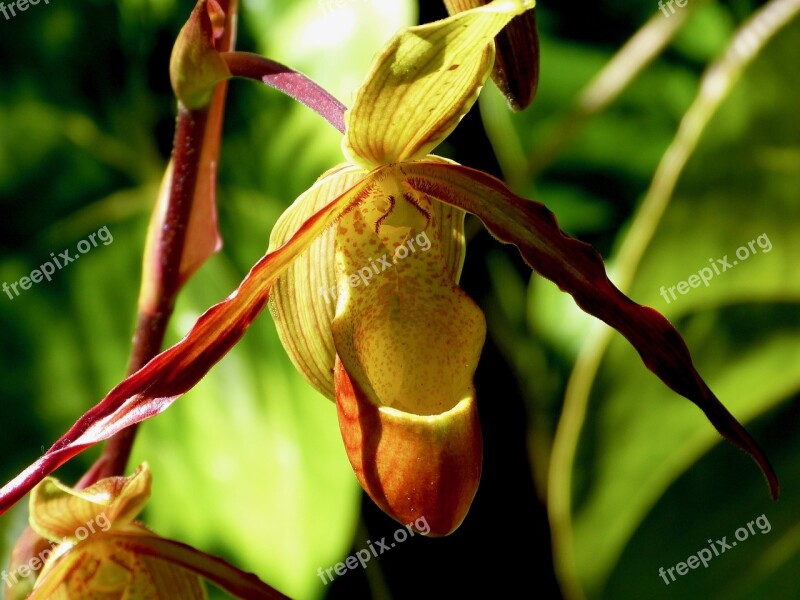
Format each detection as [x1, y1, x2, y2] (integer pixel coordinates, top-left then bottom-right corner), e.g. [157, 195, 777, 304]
[266, 0, 539, 535]
[265, 0, 776, 535]
[5, 464, 287, 599]
[0, 0, 776, 540]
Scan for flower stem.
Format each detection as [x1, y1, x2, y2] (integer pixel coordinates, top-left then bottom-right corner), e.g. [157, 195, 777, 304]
[77, 0, 240, 486]
[222, 51, 347, 133]
[78, 106, 210, 486]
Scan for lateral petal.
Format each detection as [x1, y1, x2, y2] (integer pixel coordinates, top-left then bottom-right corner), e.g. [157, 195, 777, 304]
[29, 464, 151, 543]
[401, 160, 779, 499]
[0, 171, 384, 517]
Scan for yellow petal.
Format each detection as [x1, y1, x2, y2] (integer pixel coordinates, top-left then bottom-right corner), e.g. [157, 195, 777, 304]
[342, 0, 535, 168]
[29, 464, 151, 543]
[29, 527, 207, 600]
[268, 162, 467, 399]
[444, 0, 540, 110]
[30, 528, 287, 600]
[330, 165, 486, 534]
[267, 164, 369, 399]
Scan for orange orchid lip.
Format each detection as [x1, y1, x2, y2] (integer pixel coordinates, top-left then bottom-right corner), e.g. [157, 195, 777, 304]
[334, 357, 482, 537]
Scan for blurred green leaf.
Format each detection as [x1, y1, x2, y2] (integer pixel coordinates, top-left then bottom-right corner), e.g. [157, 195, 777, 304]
[244, 0, 417, 103]
[550, 7, 800, 599]
[671, 1, 734, 63]
[1, 1, 414, 598]
[131, 217, 362, 599]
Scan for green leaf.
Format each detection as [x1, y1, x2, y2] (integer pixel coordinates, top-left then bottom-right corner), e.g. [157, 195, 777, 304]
[549, 5, 800, 598]
[132, 177, 368, 600]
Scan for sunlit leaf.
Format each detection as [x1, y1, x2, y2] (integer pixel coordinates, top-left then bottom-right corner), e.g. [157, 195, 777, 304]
[548, 3, 800, 597]
[0, 172, 380, 517]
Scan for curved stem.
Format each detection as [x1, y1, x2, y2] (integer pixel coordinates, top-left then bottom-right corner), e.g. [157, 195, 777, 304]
[222, 51, 347, 134]
[78, 105, 209, 487]
[526, 3, 701, 178]
[78, 0, 240, 487]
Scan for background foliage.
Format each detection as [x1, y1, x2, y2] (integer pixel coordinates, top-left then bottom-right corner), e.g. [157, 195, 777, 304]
[0, 0, 797, 598]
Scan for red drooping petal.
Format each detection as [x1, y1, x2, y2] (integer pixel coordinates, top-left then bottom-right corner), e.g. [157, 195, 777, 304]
[402, 161, 779, 500]
[0, 173, 381, 517]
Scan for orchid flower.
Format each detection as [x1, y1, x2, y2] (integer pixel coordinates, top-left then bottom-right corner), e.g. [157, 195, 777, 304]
[0, 0, 777, 540]
[7, 464, 286, 599]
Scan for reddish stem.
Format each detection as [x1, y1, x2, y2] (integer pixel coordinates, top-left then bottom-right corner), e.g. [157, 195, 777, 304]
[79, 107, 209, 486]
[78, 0, 240, 486]
[223, 51, 347, 133]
